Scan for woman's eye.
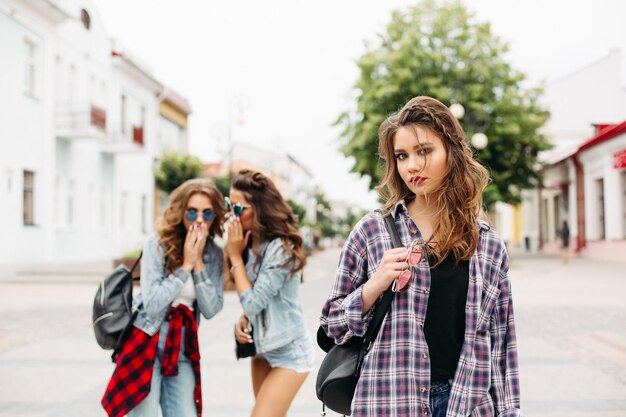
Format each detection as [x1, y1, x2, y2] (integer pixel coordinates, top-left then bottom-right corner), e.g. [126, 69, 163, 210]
[395, 153, 407, 160]
[417, 148, 432, 156]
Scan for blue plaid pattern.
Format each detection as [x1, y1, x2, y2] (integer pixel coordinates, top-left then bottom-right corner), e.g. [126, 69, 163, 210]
[320, 200, 523, 417]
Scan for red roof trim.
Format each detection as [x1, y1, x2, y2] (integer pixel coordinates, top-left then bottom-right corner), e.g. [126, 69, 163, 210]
[578, 120, 626, 153]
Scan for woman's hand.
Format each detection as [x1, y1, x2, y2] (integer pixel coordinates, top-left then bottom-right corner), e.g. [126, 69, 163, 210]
[193, 223, 209, 271]
[182, 224, 203, 272]
[226, 217, 251, 263]
[361, 247, 409, 313]
[234, 314, 253, 344]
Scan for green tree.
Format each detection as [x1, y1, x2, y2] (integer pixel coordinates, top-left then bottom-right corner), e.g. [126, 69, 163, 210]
[154, 153, 204, 194]
[337, 208, 369, 238]
[336, 0, 550, 207]
[213, 174, 232, 198]
[286, 199, 307, 227]
[314, 189, 337, 237]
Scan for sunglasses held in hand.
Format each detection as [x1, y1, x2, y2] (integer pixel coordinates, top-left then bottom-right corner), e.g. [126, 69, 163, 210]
[392, 240, 423, 292]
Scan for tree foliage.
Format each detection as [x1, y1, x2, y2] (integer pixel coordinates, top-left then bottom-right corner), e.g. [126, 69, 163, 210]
[314, 189, 337, 237]
[336, 0, 550, 206]
[154, 153, 204, 194]
[286, 199, 307, 227]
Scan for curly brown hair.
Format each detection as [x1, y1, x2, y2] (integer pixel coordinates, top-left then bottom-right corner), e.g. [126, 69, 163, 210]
[231, 169, 306, 277]
[157, 178, 226, 274]
[377, 96, 490, 266]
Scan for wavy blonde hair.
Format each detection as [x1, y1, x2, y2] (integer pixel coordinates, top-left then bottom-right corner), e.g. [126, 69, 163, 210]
[231, 169, 306, 277]
[157, 178, 226, 274]
[377, 96, 490, 266]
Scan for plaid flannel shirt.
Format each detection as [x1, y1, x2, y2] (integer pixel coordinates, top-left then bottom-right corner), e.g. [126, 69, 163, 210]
[102, 305, 202, 417]
[320, 201, 522, 417]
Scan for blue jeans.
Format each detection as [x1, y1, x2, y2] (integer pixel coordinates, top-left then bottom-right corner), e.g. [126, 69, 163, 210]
[429, 380, 452, 417]
[129, 321, 196, 417]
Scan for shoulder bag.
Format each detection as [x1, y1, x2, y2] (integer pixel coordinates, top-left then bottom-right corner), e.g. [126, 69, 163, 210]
[315, 213, 402, 415]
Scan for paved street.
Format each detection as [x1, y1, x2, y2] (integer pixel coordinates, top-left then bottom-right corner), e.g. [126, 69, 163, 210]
[0, 248, 624, 417]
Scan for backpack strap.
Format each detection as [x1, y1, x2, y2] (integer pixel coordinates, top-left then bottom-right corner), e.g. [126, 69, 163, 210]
[360, 212, 402, 350]
[130, 252, 142, 281]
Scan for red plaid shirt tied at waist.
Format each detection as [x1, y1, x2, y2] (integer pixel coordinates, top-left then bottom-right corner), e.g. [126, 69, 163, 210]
[102, 304, 202, 417]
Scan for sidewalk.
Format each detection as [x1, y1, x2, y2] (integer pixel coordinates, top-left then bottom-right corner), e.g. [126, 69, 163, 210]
[0, 249, 624, 416]
[0, 260, 112, 284]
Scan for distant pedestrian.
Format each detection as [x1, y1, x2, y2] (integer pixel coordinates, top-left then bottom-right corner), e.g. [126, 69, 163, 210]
[561, 220, 570, 264]
[320, 96, 523, 416]
[102, 178, 226, 417]
[226, 169, 313, 417]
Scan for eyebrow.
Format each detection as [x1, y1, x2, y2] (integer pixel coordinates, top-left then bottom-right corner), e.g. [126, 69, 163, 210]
[186, 207, 213, 211]
[394, 143, 433, 152]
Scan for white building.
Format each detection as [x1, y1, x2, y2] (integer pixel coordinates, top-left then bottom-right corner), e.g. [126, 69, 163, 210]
[519, 50, 626, 258]
[0, 0, 189, 264]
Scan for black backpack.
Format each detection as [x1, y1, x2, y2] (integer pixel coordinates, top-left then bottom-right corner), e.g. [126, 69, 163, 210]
[93, 253, 142, 362]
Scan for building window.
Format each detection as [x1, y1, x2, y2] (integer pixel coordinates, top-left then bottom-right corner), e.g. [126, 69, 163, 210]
[541, 197, 549, 242]
[553, 195, 560, 239]
[596, 178, 605, 240]
[23, 171, 34, 225]
[80, 9, 91, 30]
[23, 39, 37, 97]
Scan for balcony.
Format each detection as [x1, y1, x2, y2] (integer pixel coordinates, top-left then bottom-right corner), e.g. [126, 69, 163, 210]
[101, 126, 145, 154]
[55, 102, 107, 139]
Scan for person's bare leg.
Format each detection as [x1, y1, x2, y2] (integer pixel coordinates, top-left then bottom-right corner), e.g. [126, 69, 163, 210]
[561, 248, 569, 264]
[250, 357, 272, 398]
[250, 367, 308, 417]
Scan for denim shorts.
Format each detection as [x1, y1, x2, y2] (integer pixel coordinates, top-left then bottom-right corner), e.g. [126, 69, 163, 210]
[256, 333, 314, 373]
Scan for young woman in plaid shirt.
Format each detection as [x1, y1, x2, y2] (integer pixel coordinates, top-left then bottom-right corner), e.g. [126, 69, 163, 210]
[102, 179, 227, 417]
[321, 96, 523, 417]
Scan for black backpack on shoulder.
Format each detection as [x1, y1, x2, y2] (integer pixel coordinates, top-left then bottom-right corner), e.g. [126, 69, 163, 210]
[92, 253, 142, 362]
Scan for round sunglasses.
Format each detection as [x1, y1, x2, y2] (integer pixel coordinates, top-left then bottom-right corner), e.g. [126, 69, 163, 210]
[185, 208, 215, 222]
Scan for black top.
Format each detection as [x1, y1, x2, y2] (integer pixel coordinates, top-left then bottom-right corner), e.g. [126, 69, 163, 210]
[423, 252, 469, 382]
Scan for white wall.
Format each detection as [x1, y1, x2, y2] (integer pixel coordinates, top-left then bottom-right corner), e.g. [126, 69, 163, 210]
[0, 5, 57, 263]
[541, 49, 626, 146]
[579, 133, 626, 241]
[0, 0, 170, 264]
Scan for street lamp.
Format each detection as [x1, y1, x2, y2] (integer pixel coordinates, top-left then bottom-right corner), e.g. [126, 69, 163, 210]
[449, 102, 488, 149]
[449, 103, 465, 120]
[470, 132, 488, 149]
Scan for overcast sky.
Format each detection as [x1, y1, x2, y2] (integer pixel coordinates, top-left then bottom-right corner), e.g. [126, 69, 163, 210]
[95, 0, 626, 209]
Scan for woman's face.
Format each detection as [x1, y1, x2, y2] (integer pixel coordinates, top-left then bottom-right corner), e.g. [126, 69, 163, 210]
[182, 192, 215, 231]
[393, 125, 448, 198]
[229, 188, 254, 232]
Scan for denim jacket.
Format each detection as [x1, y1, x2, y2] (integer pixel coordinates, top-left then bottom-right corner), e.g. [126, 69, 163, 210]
[240, 238, 306, 353]
[133, 233, 224, 336]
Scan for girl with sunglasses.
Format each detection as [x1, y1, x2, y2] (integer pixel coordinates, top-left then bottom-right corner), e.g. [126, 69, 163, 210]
[226, 169, 313, 417]
[102, 178, 227, 417]
[320, 96, 523, 417]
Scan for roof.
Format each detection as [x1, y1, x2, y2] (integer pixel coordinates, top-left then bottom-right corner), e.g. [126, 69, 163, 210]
[163, 89, 192, 115]
[545, 120, 626, 165]
[578, 120, 626, 152]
